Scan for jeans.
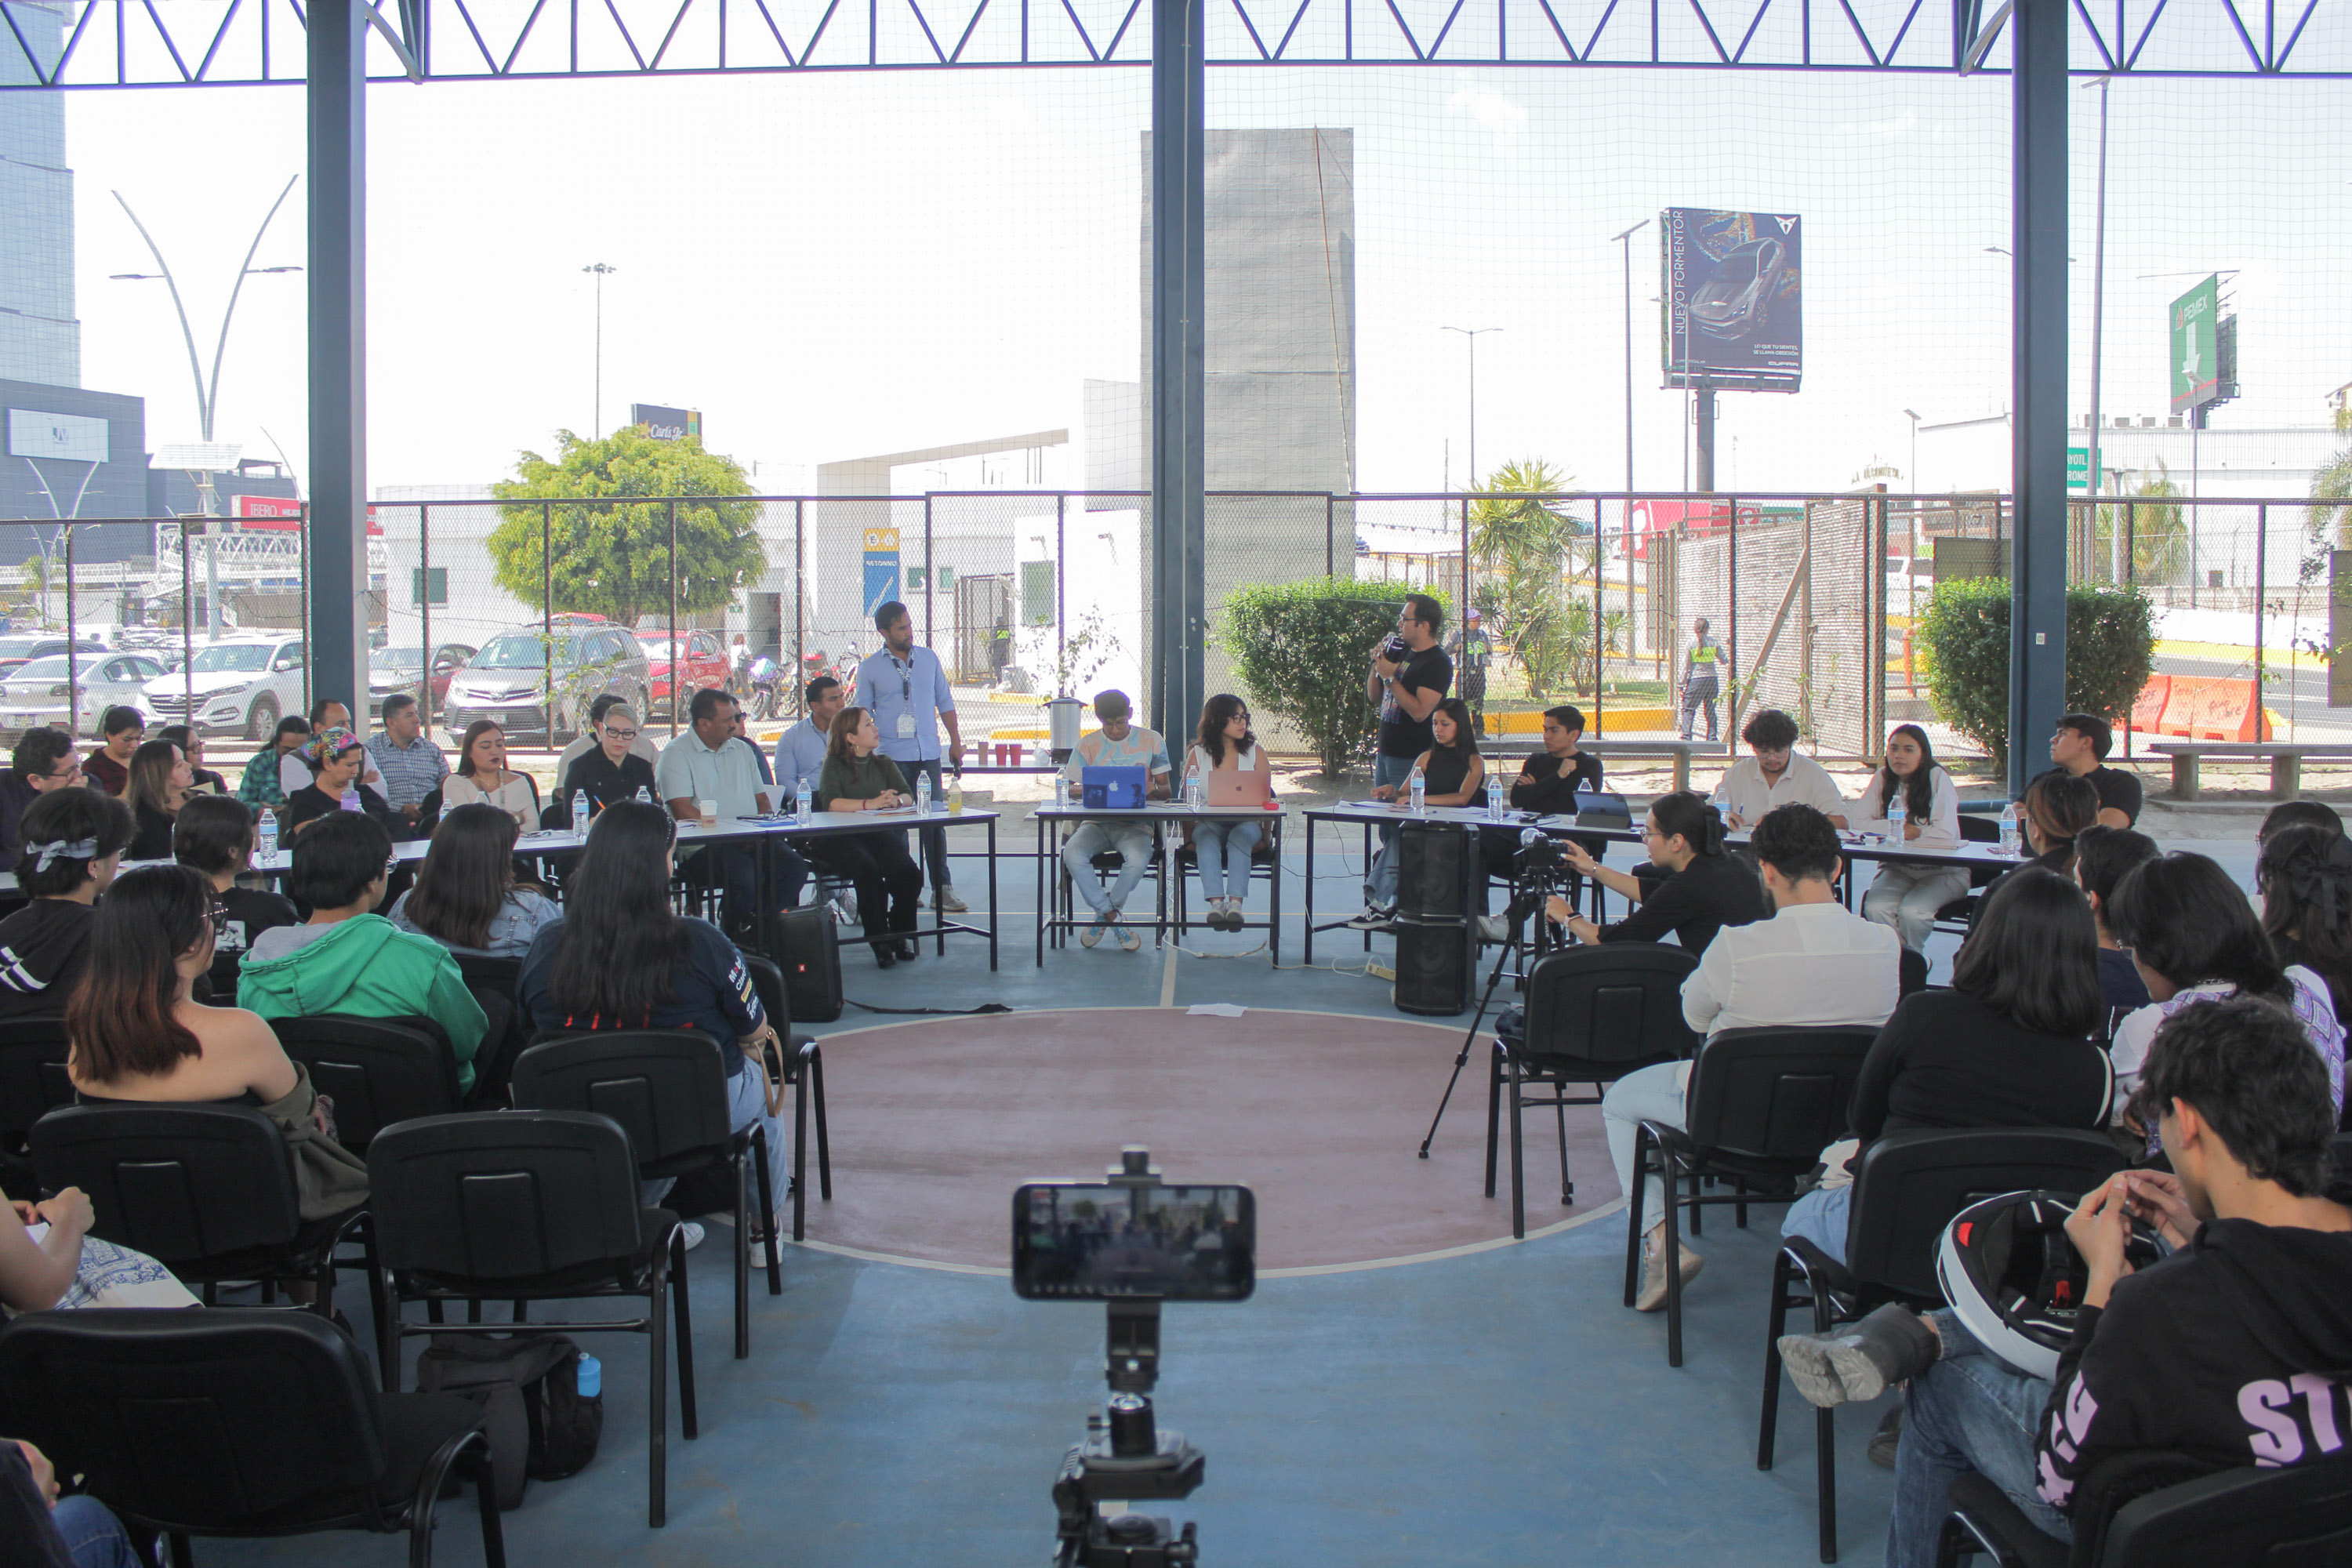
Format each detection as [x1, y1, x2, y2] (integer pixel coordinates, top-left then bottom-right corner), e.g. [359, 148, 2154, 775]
[902, 757, 953, 891]
[1679, 675, 1719, 741]
[52, 1496, 140, 1568]
[644, 1061, 790, 1220]
[1064, 822, 1156, 915]
[1888, 1310, 2073, 1568]
[1780, 1182, 1853, 1262]
[1363, 753, 1417, 907]
[1602, 1060, 1687, 1223]
[1864, 862, 1972, 951]
[1194, 819, 1263, 902]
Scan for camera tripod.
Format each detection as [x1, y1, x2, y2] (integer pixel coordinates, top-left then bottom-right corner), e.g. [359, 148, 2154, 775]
[1415, 840, 1572, 1160]
[1051, 1153, 1209, 1568]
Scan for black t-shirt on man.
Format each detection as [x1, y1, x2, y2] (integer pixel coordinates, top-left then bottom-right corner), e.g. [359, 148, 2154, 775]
[0, 898, 95, 1020]
[1377, 644, 1454, 760]
[1510, 750, 1605, 816]
[2037, 762, 2143, 826]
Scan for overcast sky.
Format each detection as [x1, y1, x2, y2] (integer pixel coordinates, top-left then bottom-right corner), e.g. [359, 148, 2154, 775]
[60, 52, 2352, 501]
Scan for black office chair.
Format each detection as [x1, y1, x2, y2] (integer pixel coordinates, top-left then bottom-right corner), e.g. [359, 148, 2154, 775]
[1939, 1450, 2352, 1567]
[1485, 945, 1700, 1237]
[416, 784, 444, 836]
[508, 1029, 781, 1360]
[1625, 1024, 1882, 1367]
[1760, 1127, 2126, 1563]
[366, 1108, 695, 1526]
[0, 1308, 503, 1568]
[1933, 811, 2007, 935]
[31, 1101, 369, 1317]
[744, 953, 833, 1240]
[0, 1014, 74, 1192]
[451, 953, 528, 1106]
[268, 1014, 460, 1155]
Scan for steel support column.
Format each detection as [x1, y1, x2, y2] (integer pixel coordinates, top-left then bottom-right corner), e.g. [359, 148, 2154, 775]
[1147, 0, 1205, 739]
[307, 0, 369, 732]
[2008, 0, 2068, 797]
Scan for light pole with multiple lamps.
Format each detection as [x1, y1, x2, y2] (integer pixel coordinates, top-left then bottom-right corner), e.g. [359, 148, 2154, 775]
[583, 262, 618, 436]
[1611, 220, 1650, 669]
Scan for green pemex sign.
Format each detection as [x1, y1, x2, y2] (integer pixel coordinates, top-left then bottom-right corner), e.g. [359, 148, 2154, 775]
[2170, 275, 2220, 412]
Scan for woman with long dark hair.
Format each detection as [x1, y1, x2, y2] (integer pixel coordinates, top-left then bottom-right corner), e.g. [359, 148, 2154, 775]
[1780, 867, 2113, 1264]
[1181, 693, 1275, 931]
[2106, 850, 2345, 1120]
[1360, 697, 1484, 919]
[812, 706, 923, 967]
[123, 738, 195, 860]
[517, 801, 787, 1235]
[1850, 724, 1965, 950]
[2257, 823, 2352, 1019]
[1553, 789, 1768, 953]
[441, 720, 539, 830]
[390, 803, 561, 957]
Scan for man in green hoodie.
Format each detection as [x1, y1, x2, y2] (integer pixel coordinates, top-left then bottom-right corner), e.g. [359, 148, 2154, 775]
[237, 809, 487, 1094]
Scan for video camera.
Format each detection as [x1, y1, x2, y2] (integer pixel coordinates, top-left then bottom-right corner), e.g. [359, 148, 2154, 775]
[1014, 1149, 1256, 1568]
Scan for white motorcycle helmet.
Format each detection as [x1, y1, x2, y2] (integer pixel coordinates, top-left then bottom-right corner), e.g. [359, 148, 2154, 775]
[1935, 1189, 2164, 1381]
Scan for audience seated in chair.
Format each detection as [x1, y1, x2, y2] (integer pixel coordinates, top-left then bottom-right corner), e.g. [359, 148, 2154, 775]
[1848, 724, 1967, 952]
[517, 800, 789, 1236]
[1057, 688, 1171, 949]
[0, 1181, 92, 1313]
[1552, 790, 1766, 955]
[172, 794, 299, 1000]
[64, 865, 361, 1215]
[154, 725, 227, 798]
[1605, 804, 1901, 1311]
[2256, 823, 2352, 1022]
[2105, 851, 2345, 1123]
[2258, 798, 2343, 846]
[237, 714, 310, 815]
[1, 1436, 140, 1568]
[0, 790, 132, 1023]
[362, 691, 449, 833]
[1178, 694, 1271, 935]
[388, 802, 561, 959]
[1780, 867, 2115, 1268]
[282, 728, 409, 840]
[122, 739, 198, 862]
[2073, 825, 2160, 1023]
[1970, 772, 2100, 931]
[0, 728, 88, 863]
[1709, 707, 1848, 829]
[235, 811, 486, 1095]
[1775, 996, 2352, 1568]
[79, 709, 142, 799]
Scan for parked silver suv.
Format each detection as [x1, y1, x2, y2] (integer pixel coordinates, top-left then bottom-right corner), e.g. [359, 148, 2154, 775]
[140, 634, 307, 740]
[441, 620, 651, 746]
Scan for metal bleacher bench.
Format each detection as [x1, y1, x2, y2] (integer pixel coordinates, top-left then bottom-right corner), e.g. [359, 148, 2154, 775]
[1486, 738, 1730, 793]
[2146, 739, 2352, 801]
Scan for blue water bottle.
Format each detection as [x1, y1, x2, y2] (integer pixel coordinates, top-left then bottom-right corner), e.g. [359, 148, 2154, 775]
[575, 1353, 601, 1399]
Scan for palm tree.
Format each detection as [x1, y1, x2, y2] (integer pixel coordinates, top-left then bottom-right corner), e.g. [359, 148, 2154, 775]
[2310, 402, 2352, 548]
[1468, 458, 1590, 695]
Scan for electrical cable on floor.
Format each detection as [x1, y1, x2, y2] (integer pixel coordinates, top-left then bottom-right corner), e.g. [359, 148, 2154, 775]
[843, 998, 1015, 1015]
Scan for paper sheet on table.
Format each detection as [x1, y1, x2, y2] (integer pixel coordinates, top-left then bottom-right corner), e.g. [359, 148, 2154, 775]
[1187, 1004, 1247, 1018]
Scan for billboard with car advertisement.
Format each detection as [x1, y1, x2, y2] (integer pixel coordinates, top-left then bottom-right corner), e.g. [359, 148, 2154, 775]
[1661, 209, 1802, 391]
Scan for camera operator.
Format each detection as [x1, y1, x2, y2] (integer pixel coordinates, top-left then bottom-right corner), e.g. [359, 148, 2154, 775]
[1542, 791, 1765, 956]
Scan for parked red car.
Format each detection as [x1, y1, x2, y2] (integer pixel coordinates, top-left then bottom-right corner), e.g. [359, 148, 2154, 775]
[645, 629, 730, 718]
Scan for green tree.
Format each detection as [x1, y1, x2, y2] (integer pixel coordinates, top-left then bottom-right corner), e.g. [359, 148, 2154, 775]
[489, 426, 764, 626]
[2310, 399, 2352, 549]
[1468, 457, 1588, 697]
[1916, 579, 2155, 766]
[1214, 578, 1429, 775]
[2092, 463, 2189, 584]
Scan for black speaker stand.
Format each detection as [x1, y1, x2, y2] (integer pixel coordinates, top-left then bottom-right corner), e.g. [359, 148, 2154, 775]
[1415, 893, 1559, 1160]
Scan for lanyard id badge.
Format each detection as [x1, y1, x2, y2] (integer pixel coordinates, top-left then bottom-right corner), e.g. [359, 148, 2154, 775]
[893, 655, 918, 737]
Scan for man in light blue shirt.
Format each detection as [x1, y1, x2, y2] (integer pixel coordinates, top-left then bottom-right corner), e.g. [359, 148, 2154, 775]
[774, 675, 844, 800]
[854, 601, 967, 911]
[655, 687, 808, 920]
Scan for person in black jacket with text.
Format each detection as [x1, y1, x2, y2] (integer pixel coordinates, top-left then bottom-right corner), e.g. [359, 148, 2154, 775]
[1774, 996, 2352, 1568]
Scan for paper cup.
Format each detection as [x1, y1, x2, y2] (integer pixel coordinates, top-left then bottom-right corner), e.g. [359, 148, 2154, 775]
[698, 798, 719, 822]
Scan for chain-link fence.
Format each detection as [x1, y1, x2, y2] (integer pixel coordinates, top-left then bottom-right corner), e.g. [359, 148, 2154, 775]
[0, 488, 2331, 761]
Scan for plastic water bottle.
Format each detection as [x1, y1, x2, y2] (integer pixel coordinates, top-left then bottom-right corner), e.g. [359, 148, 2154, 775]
[1408, 764, 1426, 815]
[1486, 771, 1504, 821]
[916, 771, 932, 815]
[1031, 739, 1046, 766]
[575, 1353, 601, 1400]
[1054, 774, 1069, 810]
[1998, 800, 2020, 855]
[256, 809, 278, 860]
[795, 779, 812, 824]
[572, 789, 590, 829]
[1886, 793, 1907, 840]
[1185, 775, 1203, 811]
[635, 786, 651, 804]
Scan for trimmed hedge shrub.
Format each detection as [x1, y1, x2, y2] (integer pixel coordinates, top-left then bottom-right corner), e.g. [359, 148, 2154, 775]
[1917, 579, 2156, 767]
[1216, 578, 1439, 775]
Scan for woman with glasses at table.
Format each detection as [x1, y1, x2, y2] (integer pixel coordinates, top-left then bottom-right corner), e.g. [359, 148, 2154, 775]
[556, 702, 658, 828]
[1178, 694, 1277, 933]
[1548, 789, 1767, 954]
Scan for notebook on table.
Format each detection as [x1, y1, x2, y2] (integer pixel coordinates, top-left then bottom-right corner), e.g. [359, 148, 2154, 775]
[1081, 765, 1149, 809]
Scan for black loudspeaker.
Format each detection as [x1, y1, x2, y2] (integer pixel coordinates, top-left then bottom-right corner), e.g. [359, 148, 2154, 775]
[775, 905, 844, 1023]
[1392, 917, 1474, 1016]
[1396, 822, 1476, 920]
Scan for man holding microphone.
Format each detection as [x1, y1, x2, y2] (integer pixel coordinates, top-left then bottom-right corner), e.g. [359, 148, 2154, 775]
[1351, 592, 1453, 927]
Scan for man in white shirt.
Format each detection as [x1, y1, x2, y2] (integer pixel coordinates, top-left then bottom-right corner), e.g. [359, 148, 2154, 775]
[774, 676, 844, 800]
[1056, 689, 1172, 951]
[1710, 707, 1847, 829]
[655, 687, 805, 921]
[1602, 803, 1900, 1309]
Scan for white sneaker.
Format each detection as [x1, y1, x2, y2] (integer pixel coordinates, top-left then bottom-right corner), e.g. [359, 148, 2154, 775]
[1113, 913, 1142, 953]
[937, 885, 969, 913]
[1080, 911, 1109, 948]
[677, 1221, 706, 1253]
[1477, 915, 1507, 942]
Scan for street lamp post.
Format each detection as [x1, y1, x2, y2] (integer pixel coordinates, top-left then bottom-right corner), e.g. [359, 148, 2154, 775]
[583, 263, 618, 436]
[111, 175, 303, 640]
[1442, 325, 1501, 629]
[1904, 408, 1923, 630]
[2085, 77, 2113, 583]
[1613, 220, 1650, 668]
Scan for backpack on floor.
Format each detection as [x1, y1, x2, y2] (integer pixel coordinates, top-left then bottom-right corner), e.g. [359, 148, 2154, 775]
[414, 1332, 601, 1508]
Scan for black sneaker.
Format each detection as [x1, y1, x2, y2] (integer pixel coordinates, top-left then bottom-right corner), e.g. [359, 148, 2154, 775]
[1345, 906, 1395, 932]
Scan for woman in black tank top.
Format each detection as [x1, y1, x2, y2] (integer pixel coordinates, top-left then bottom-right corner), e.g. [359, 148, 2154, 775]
[1410, 699, 1485, 804]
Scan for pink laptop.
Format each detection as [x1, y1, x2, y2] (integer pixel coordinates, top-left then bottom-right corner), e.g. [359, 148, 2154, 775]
[1203, 771, 1272, 807]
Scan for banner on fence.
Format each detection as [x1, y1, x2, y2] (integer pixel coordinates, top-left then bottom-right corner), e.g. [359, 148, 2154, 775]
[862, 526, 902, 620]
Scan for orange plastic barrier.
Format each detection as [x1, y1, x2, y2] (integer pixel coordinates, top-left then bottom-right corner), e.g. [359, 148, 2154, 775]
[2132, 674, 2270, 742]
